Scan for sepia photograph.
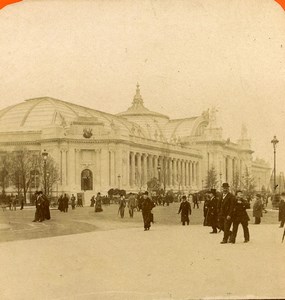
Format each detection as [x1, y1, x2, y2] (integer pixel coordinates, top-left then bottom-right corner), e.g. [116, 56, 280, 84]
[0, 0, 285, 299]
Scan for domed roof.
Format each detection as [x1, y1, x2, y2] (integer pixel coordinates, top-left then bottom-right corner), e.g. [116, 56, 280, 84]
[117, 84, 169, 119]
[0, 97, 147, 137]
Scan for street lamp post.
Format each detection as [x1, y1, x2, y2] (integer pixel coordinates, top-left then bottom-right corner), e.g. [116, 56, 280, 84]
[42, 149, 48, 195]
[219, 172, 222, 191]
[271, 135, 279, 208]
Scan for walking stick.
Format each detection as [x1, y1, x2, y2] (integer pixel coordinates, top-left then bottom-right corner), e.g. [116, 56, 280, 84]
[282, 227, 285, 243]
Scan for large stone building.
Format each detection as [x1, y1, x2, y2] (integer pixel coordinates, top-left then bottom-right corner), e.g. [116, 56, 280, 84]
[0, 84, 270, 202]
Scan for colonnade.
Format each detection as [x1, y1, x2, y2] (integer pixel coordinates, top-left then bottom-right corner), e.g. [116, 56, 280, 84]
[129, 152, 199, 190]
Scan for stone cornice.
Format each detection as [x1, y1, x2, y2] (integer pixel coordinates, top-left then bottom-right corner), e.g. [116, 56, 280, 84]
[0, 137, 202, 159]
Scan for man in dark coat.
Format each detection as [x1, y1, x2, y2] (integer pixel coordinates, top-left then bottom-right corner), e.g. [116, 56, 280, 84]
[41, 192, 51, 220]
[141, 191, 155, 231]
[63, 193, 69, 212]
[178, 195, 191, 225]
[230, 190, 250, 243]
[204, 189, 218, 233]
[32, 191, 44, 222]
[253, 194, 263, 224]
[217, 183, 236, 244]
[278, 192, 285, 227]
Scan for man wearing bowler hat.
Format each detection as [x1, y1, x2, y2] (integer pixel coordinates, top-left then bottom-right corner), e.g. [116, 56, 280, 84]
[217, 183, 236, 244]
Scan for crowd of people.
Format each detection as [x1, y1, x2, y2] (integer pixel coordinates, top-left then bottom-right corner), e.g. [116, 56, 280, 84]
[2, 183, 285, 239]
[201, 182, 274, 244]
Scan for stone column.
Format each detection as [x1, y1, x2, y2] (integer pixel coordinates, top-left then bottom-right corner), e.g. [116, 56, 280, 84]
[192, 161, 196, 186]
[115, 148, 123, 188]
[154, 155, 158, 179]
[74, 149, 80, 185]
[169, 158, 173, 187]
[95, 149, 101, 188]
[180, 160, 184, 189]
[61, 149, 67, 188]
[124, 150, 130, 189]
[101, 148, 109, 192]
[148, 154, 153, 180]
[143, 154, 148, 187]
[177, 159, 181, 188]
[185, 161, 189, 188]
[196, 161, 200, 189]
[130, 152, 135, 187]
[173, 158, 177, 189]
[137, 153, 142, 188]
[189, 161, 192, 187]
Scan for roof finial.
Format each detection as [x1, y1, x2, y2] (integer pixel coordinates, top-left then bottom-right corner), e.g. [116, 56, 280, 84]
[133, 82, 143, 105]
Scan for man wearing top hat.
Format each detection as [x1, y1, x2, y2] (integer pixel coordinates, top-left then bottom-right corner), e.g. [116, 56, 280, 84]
[217, 183, 236, 244]
[204, 189, 218, 233]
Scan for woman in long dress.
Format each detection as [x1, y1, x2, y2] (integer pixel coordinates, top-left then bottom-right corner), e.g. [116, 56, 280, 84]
[95, 192, 103, 212]
[118, 195, 126, 218]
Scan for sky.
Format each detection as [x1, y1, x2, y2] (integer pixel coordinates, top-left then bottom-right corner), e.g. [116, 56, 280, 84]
[0, 0, 285, 172]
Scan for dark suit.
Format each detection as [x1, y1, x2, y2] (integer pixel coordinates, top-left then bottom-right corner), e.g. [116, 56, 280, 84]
[231, 198, 250, 242]
[217, 192, 236, 242]
[178, 201, 191, 225]
[204, 196, 218, 232]
[141, 197, 155, 230]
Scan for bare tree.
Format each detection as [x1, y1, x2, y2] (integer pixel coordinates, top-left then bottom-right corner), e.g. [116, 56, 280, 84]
[241, 167, 256, 200]
[9, 147, 38, 201]
[37, 155, 60, 196]
[232, 170, 241, 193]
[205, 166, 218, 189]
[0, 152, 11, 195]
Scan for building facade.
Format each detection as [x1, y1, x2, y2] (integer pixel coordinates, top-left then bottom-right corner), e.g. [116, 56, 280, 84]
[0, 84, 270, 201]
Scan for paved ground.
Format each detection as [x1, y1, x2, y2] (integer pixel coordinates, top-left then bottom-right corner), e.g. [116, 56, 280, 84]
[0, 204, 284, 300]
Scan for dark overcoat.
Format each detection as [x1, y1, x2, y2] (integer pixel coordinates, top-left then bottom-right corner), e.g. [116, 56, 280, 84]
[141, 197, 155, 228]
[178, 201, 191, 223]
[253, 199, 263, 218]
[204, 196, 218, 227]
[217, 192, 236, 229]
[232, 198, 250, 222]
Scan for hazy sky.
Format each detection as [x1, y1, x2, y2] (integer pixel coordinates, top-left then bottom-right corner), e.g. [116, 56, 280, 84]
[0, 0, 285, 171]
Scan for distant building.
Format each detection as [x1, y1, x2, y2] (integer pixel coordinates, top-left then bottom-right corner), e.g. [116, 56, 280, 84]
[0, 84, 270, 201]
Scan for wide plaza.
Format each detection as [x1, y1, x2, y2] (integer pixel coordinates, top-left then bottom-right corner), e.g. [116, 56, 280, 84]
[0, 203, 284, 300]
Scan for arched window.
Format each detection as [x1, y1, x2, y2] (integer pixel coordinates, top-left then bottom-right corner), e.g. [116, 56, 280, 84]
[30, 170, 40, 189]
[195, 123, 207, 136]
[81, 169, 93, 191]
